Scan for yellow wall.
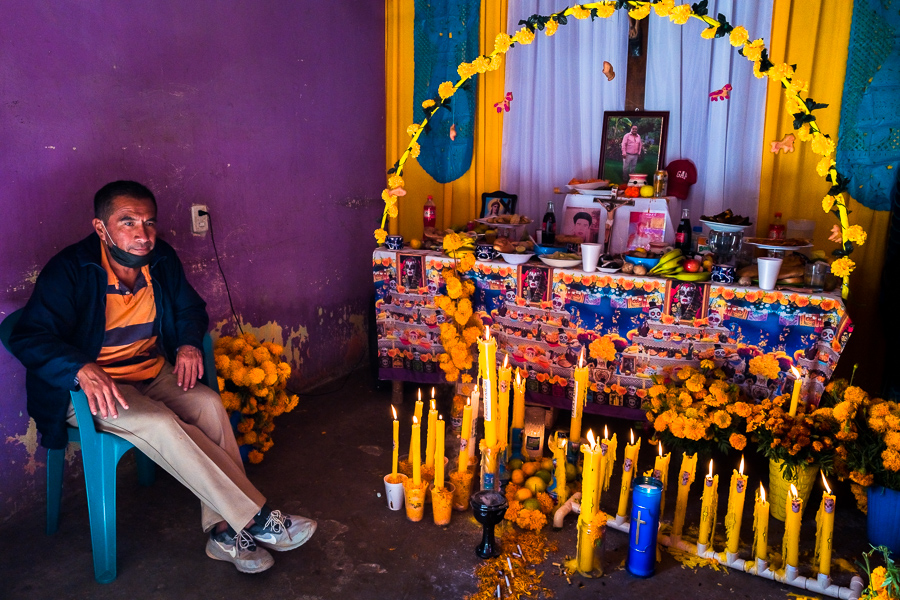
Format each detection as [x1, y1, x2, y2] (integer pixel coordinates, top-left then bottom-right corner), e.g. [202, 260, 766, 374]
[385, 1, 507, 240]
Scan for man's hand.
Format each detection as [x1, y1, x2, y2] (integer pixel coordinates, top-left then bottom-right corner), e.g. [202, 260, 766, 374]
[76, 363, 128, 419]
[173, 345, 204, 391]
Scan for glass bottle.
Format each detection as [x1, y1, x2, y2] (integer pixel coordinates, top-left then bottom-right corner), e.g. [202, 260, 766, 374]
[541, 201, 556, 245]
[768, 212, 785, 240]
[675, 208, 692, 254]
[423, 195, 436, 230]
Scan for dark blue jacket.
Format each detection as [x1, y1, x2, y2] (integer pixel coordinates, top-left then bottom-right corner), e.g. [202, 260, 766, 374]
[9, 233, 209, 449]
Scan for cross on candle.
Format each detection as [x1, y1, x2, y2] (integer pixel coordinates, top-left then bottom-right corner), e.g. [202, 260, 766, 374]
[634, 510, 646, 539]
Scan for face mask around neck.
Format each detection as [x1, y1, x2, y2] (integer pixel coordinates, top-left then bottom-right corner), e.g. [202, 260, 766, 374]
[101, 222, 155, 269]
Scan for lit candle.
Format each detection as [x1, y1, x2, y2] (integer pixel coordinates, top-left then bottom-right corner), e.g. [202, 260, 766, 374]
[815, 473, 836, 576]
[479, 328, 498, 448]
[391, 405, 399, 476]
[652, 442, 671, 516]
[570, 349, 588, 444]
[425, 398, 438, 467]
[498, 356, 512, 448]
[410, 389, 424, 458]
[435, 416, 445, 489]
[578, 431, 602, 573]
[671, 452, 698, 538]
[789, 366, 802, 416]
[512, 370, 526, 429]
[551, 434, 568, 505]
[698, 460, 719, 548]
[753, 484, 769, 562]
[783, 483, 802, 568]
[411, 416, 422, 486]
[725, 456, 748, 554]
[616, 429, 641, 519]
[457, 397, 472, 473]
[468, 383, 480, 463]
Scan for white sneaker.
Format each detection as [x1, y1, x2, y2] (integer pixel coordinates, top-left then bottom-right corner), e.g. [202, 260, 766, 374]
[248, 508, 317, 552]
[206, 529, 274, 573]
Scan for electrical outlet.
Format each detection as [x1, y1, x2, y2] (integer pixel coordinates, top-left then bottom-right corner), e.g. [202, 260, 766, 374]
[191, 204, 209, 235]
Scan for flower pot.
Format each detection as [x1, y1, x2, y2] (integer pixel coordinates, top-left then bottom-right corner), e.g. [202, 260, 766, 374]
[767, 458, 817, 521]
[867, 486, 900, 556]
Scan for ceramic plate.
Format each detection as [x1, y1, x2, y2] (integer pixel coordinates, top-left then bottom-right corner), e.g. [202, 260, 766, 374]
[699, 219, 752, 233]
[499, 252, 534, 265]
[566, 180, 609, 191]
[539, 257, 582, 268]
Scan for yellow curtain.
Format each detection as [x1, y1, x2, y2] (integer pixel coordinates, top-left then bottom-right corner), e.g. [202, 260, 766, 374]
[385, 1, 508, 238]
[759, 0, 890, 381]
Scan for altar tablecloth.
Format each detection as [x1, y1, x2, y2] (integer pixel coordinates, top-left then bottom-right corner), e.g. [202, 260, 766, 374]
[374, 249, 852, 420]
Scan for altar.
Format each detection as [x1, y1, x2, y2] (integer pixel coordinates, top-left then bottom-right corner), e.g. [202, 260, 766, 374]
[374, 249, 852, 420]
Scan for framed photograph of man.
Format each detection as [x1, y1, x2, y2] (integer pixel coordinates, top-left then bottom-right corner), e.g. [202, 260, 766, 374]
[518, 263, 551, 305]
[663, 279, 709, 324]
[561, 194, 603, 244]
[480, 191, 518, 219]
[597, 111, 669, 185]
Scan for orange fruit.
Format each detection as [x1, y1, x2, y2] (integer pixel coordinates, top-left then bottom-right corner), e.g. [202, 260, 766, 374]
[516, 487, 533, 501]
[522, 462, 540, 476]
[511, 469, 525, 485]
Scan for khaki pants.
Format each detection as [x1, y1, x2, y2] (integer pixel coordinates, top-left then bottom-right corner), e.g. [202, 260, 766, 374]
[67, 363, 266, 533]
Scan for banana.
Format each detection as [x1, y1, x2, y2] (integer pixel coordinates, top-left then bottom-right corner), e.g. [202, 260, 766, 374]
[649, 249, 683, 274]
[672, 271, 711, 282]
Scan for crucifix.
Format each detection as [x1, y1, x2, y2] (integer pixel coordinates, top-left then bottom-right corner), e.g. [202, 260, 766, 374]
[633, 509, 647, 542]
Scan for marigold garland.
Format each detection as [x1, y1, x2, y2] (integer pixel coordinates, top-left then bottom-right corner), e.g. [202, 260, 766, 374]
[214, 332, 299, 463]
[380, 1, 863, 298]
[436, 233, 481, 383]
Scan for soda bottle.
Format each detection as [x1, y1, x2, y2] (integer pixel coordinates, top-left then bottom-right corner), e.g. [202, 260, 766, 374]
[423, 195, 436, 230]
[675, 208, 692, 254]
[768, 212, 785, 240]
[541, 201, 556, 245]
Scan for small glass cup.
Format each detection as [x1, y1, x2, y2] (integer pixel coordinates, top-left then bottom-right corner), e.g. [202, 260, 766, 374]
[804, 262, 829, 290]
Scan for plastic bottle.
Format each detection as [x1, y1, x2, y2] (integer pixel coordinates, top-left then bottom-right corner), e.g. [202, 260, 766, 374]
[691, 225, 703, 254]
[675, 208, 692, 254]
[423, 195, 436, 230]
[768, 212, 785, 240]
[541, 201, 556, 245]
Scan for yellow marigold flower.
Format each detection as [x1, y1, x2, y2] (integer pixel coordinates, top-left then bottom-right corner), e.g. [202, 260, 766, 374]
[462, 326, 481, 346]
[277, 362, 291, 377]
[831, 257, 855, 278]
[742, 39, 765, 62]
[729, 26, 749, 47]
[749, 354, 780, 381]
[729, 433, 747, 451]
[668, 4, 691, 24]
[845, 225, 867, 245]
[442, 232, 466, 252]
[589, 336, 616, 363]
[446, 277, 463, 299]
[786, 78, 809, 95]
[514, 28, 535, 45]
[795, 123, 813, 142]
[816, 156, 835, 178]
[248, 450, 264, 464]
[253, 346, 271, 363]
[822, 194, 837, 213]
[230, 338, 247, 353]
[437, 81, 455, 101]
[768, 62, 794, 81]
[374, 228, 388, 244]
[407, 123, 420, 137]
[288, 394, 299, 411]
[243, 430, 258, 445]
[472, 56, 490, 73]
[752, 60, 766, 79]
[700, 27, 717, 39]
[494, 32, 512, 53]
[811, 133, 836, 156]
[686, 373, 706, 393]
[544, 19, 559, 36]
[629, 3, 652, 19]
[454, 299, 473, 325]
[849, 470, 874, 486]
[653, 0, 675, 17]
[487, 55, 503, 71]
[230, 366, 247, 386]
[571, 6, 592, 19]
[785, 95, 805, 115]
[712, 410, 732, 429]
[459, 251, 477, 272]
[649, 384, 668, 397]
[388, 174, 404, 190]
[595, 3, 615, 18]
[237, 419, 253, 433]
[421, 98, 435, 110]
[409, 141, 421, 159]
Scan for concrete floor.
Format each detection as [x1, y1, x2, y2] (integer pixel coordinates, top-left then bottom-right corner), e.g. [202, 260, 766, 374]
[0, 369, 872, 600]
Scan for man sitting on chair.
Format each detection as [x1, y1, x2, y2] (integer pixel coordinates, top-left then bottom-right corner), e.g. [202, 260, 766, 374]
[8, 180, 314, 574]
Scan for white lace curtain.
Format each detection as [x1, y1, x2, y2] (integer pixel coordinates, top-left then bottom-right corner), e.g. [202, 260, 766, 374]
[501, 2, 773, 223]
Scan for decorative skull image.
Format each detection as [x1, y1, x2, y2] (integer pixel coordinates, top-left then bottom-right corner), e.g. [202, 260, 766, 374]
[707, 311, 723, 329]
[736, 479, 745, 494]
[662, 329, 671, 341]
[820, 321, 835, 343]
[681, 471, 691, 486]
[558, 329, 569, 345]
[413, 350, 421, 361]
[436, 312, 446, 324]
[523, 268, 547, 303]
[825, 496, 835, 513]
[623, 457, 633, 473]
[552, 294, 565, 312]
[791, 497, 801, 514]
[673, 282, 701, 321]
[388, 278, 397, 292]
[652, 469, 661, 480]
[714, 345, 727, 359]
[427, 279, 438, 296]
[401, 257, 421, 289]
[505, 285, 517, 303]
[648, 305, 662, 322]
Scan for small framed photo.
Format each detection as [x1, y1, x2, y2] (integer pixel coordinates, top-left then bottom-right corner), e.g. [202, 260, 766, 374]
[664, 279, 710, 324]
[397, 253, 424, 291]
[560, 206, 603, 244]
[480, 191, 518, 219]
[597, 111, 669, 185]
[518, 263, 551, 304]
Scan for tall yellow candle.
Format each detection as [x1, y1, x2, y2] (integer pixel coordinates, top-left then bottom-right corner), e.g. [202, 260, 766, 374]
[391, 405, 399, 476]
[478, 328, 498, 447]
[671, 452, 698, 538]
[725, 457, 748, 554]
[578, 431, 602, 573]
[596, 426, 617, 508]
[457, 397, 472, 473]
[425, 399, 438, 467]
[698, 460, 719, 547]
[652, 443, 671, 516]
[411, 416, 422, 486]
[435, 417, 445, 489]
[409, 389, 424, 458]
[616, 430, 641, 519]
[789, 366, 802, 416]
[753, 484, 769, 562]
[468, 384, 480, 463]
[782, 484, 802, 568]
[512, 370, 526, 429]
[570, 350, 588, 444]
[551, 434, 568, 505]
[814, 473, 836, 576]
[498, 356, 512, 447]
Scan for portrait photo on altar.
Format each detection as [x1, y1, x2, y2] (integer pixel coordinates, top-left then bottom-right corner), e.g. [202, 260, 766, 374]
[397, 253, 424, 291]
[561, 206, 603, 244]
[597, 111, 669, 185]
[663, 279, 710, 324]
[480, 190, 518, 218]
[518, 263, 551, 305]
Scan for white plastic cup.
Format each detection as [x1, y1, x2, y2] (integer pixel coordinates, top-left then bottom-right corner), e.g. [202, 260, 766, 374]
[757, 257, 783, 291]
[581, 243, 603, 273]
[384, 473, 407, 511]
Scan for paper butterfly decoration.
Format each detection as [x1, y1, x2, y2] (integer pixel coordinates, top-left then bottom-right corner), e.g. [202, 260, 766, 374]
[494, 92, 513, 113]
[708, 84, 733, 101]
[769, 133, 796, 154]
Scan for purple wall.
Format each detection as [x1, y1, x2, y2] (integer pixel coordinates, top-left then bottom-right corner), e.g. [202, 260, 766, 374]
[0, 1, 384, 521]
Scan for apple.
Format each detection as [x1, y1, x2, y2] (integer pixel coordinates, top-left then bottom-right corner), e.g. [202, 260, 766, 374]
[683, 258, 702, 273]
[640, 185, 655, 198]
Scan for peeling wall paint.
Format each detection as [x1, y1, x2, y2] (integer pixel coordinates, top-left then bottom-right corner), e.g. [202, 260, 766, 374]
[0, 0, 384, 524]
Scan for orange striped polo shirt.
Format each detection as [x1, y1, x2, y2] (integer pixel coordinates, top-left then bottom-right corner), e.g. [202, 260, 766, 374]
[96, 241, 165, 381]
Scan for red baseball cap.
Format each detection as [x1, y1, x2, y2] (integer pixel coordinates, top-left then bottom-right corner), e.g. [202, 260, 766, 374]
[665, 159, 698, 200]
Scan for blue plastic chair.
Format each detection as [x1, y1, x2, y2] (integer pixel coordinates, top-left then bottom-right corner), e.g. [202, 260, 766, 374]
[0, 309, 219, 583]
